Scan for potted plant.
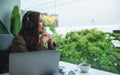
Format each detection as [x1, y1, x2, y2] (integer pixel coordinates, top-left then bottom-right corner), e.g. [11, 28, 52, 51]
[10, 5, 21, 37]
[0, 20, 9, 34]
[0, 5, 21, 50]
[79, 59, 91, 73]
[0, 20, 12, 51]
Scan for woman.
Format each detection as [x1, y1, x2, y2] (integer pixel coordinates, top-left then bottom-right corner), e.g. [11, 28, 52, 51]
[9, 11, 56, 53]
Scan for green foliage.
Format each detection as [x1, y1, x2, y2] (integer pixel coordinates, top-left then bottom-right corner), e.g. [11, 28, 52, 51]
[10, 5, 21, 37]
[54, 29, 120, 74]
[44, 20, 55, 33]
[0, 20, 9, 34]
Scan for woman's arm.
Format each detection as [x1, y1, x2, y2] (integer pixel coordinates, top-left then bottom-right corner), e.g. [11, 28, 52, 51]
[37, 33, 56, 50]
[48, 39, 56, 50]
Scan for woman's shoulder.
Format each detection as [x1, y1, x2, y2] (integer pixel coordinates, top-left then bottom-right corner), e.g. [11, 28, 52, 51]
[13, 35, 26, 44]
[15, 35, 23, 39]
[8, 35, 27, 53]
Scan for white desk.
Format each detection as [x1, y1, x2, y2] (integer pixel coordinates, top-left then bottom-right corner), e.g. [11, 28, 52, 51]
[0, 61, 118, 75]
[59, 61, 118, 75]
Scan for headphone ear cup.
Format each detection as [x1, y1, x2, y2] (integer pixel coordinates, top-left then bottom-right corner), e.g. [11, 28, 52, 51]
[25, 20, 34, 30]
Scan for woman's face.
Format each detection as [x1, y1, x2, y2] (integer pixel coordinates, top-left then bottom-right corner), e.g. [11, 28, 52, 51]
[38, 17, 45, 34]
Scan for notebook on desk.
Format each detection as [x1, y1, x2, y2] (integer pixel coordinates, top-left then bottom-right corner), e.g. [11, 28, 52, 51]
[9, 50, 60, 75]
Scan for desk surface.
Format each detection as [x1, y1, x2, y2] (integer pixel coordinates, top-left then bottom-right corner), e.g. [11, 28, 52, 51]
[0, 61, 118, 75]
[59, 61, 118, 75]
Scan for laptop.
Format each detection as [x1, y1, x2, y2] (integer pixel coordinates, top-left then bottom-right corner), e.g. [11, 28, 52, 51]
[9, 50, 60, 75]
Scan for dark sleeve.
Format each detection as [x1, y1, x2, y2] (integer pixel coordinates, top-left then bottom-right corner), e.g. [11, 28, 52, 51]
[36, 42, 56, 51]
[36, 45, 49, 51]
[48, 42, 57, 50]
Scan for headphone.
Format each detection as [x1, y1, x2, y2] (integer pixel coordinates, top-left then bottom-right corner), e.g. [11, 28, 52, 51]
[25, 11, 34, 30]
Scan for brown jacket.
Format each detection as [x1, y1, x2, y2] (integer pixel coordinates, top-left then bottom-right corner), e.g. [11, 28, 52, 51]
[9, 35, 56, 53]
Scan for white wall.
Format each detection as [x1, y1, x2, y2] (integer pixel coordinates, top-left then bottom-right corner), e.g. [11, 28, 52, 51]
[56, 0, 120, 26]
[21, 0, 120, 26]
[0, 0, 20, 32]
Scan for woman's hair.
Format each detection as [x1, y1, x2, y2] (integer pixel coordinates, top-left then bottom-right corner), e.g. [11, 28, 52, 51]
[19, 11, 40, 51]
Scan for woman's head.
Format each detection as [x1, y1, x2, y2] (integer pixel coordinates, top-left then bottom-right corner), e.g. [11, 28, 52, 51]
[38, 16, 45, 34]
[21, 11, 45, 34]
[19, 11, 45, 51]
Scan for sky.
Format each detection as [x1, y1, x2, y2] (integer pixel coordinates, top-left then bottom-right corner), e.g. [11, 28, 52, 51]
[21, 0, 120, 27]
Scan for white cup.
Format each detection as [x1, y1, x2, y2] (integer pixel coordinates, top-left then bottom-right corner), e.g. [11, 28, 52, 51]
[79, 63, 91, 73]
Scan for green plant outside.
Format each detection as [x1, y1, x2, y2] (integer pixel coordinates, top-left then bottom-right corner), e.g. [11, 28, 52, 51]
[53, 29, 120, 74]
[10, 5, 21, 37]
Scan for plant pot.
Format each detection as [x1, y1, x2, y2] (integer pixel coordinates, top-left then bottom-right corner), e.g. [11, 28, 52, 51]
[0, 34, 14, 51]
[79, 63, 91, 73]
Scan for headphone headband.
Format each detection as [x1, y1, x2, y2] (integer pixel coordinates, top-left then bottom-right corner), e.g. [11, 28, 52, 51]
[25, 11, 34, 30]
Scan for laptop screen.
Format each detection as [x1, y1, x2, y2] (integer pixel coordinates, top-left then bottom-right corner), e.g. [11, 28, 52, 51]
[9, 50, 60, 75]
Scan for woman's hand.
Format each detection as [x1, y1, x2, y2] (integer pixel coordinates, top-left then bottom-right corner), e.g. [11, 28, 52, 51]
[39, 33, 53, 46]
